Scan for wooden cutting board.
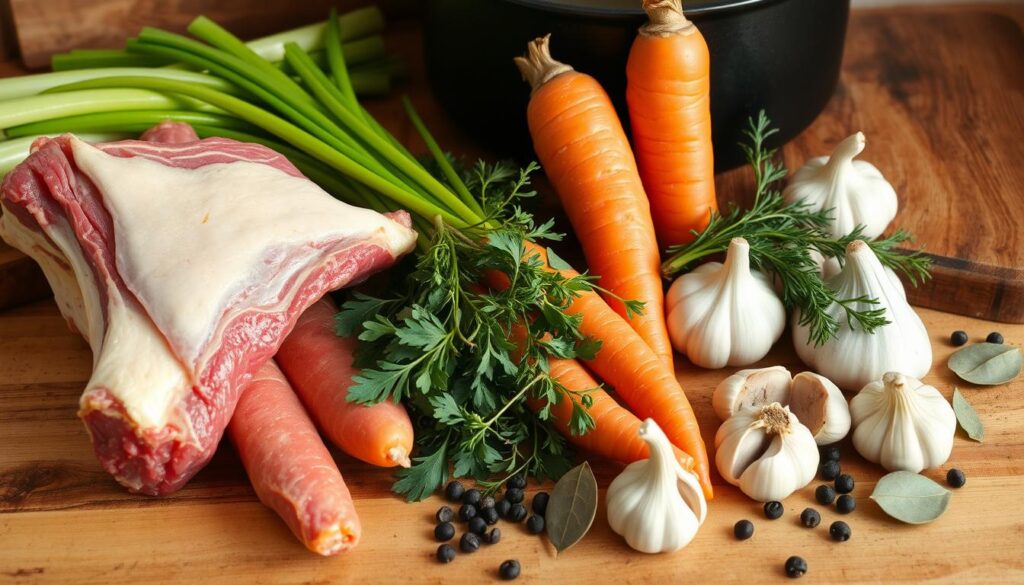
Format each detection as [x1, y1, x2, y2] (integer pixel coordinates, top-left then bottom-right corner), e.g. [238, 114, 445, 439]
[0, 6, 1023, 584]
[1, 5, 1021, 321]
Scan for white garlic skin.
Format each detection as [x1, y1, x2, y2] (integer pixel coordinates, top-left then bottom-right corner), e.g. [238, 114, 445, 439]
[712, 366, 792, 421]
[783, 132, 898, 240]
[793, 240, 932, 391]
[715, 403, 820, 502]
[849, 372, 955, 472]
[789, 372, 851, 445]
[666, 237, 785, 369]
[607, 419, 707, 554]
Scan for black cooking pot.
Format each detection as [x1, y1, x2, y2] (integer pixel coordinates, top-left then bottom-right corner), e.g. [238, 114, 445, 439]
[423, 0, 850, 171]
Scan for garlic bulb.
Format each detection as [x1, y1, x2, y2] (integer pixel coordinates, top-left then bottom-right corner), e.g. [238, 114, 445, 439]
[783, 132, 898, 240]
[666, 237, 785, 369]
[607, 418, 707, 554]
[849, 372, 955, 472]
[789, 372, 851, 445]
[712, 366, 792, 421]
[793, 240, 931, 391]
[715, 403, 819, 502]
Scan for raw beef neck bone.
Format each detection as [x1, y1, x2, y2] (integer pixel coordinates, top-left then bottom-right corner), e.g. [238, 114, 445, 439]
[0, 123, 417, 495]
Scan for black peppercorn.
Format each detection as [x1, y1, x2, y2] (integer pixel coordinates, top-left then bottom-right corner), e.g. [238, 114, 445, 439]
[508, 503, 528, 523]
[734, 519, 754, 540]
[459, 532, 481, 553]
[830, 521, 851, 542]
[480, 505, 500, 525]
[785, 556, 807, 578]
[835, 473, 855, 494]
[468, 516, 488, 536]
[484, 527, 502, 545]
[764, 501, 784, 520]
[462, 488, 482, 507]
[526, 515, 545, 534]
[947, 468, 967, 488]
[495, 499, 512, 519]
[458, 503, 477, 522]
[507, 475, 527, 490]
[434, 522, 455, 542]
[436, 506, 454, 524]
[820, 445, 841, 462]
[819, 459, 841, 481]
[480, 496, 496, 510]
[800, 508, 821, 528]
[499, 559, 521, 580]
[815, 484, 837, 505]
[445, 480, 465, 502]
[436, 543, 456, 563]
[505, 487, 524, 504]
[532, 491, 549, 516]
[986, 331, 1004, 344]
[951, 330, 969, 346]
[836, 494, 856, 514]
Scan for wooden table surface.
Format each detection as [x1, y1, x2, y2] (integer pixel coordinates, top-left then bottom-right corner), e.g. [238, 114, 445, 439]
[2, 5, 1024, 584]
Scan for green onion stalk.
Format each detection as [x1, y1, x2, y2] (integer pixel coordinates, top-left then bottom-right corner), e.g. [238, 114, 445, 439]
[0, 7, 608, 499]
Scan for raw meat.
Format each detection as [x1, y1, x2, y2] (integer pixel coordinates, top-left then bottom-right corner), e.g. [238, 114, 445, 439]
[228, 360, 360, 556]
[0, 122, 417, 495]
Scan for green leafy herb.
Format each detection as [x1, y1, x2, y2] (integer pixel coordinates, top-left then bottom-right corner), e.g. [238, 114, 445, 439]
[661, 111, 931, 345]
[340, 162, 604, 500]
[948, 342, 1022, 386]
[546, 461, 599, 554]
[870, 470, 951, 524]
[952, 387, 984, 442]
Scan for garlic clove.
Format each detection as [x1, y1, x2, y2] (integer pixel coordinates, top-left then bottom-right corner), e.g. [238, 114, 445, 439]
[666, 237, 786, 369]
[793, 240, 932, 391]
[850, 372, 956, 472]
[783, 132, 898, 240]
[714, 403, 820, 502]
[789, 372, 851, 445]
[713, 366, 792, 421]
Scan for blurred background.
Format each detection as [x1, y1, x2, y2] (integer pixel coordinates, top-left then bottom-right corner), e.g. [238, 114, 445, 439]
[0, 0, 1002, 69]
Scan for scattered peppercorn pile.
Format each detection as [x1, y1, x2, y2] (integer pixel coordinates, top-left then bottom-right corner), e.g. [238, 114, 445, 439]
[432, 476, 550, 579]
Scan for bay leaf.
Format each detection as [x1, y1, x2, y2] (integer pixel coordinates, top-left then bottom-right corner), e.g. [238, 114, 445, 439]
[947, 342, 1021, 385]
[546, 461, 598, 554]
[952, 387, 984, 442]
[870, 471, 951, 524]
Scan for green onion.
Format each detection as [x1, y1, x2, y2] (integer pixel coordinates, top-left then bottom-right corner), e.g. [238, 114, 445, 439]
[5, 110, 260, 138]
[0, 67, 240, 102]
[0, 89, 207, 134]
[243, 5, 385, 62]
[52, 49, 174, 71]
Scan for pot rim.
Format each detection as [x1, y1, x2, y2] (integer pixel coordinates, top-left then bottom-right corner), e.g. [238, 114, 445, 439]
[504, 0, 782, 18]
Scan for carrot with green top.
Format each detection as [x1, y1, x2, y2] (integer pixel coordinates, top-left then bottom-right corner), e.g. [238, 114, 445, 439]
[514, 35, 673, 371]
[627, 0, 717, 247]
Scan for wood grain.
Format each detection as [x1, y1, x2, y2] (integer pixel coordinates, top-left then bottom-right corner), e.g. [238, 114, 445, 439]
[6, 0, 420, 70]
[1, 301, 1022, 583]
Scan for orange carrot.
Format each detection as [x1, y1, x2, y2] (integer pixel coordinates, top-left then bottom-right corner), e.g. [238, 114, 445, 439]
[532, 357, 696, 471]
[627, 0, 717, 248]
[514, 35, 673, 371]
[502, 320, 694, 470]
[486, 242, 712, 499]
[229, 360, 360, 555]
[276, 297, 414, 468]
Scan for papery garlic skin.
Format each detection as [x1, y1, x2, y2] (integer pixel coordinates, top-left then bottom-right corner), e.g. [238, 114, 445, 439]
[715, 403, 820, 502]
[607, 419, 707, 554]
[666, 238, 785, 369]
[783, 132, 898, 240]
[713, 366, 792, 421]
[850, 372, 955, 472]
[790, 372, 851, 445]
[793, 240, 931, 391]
